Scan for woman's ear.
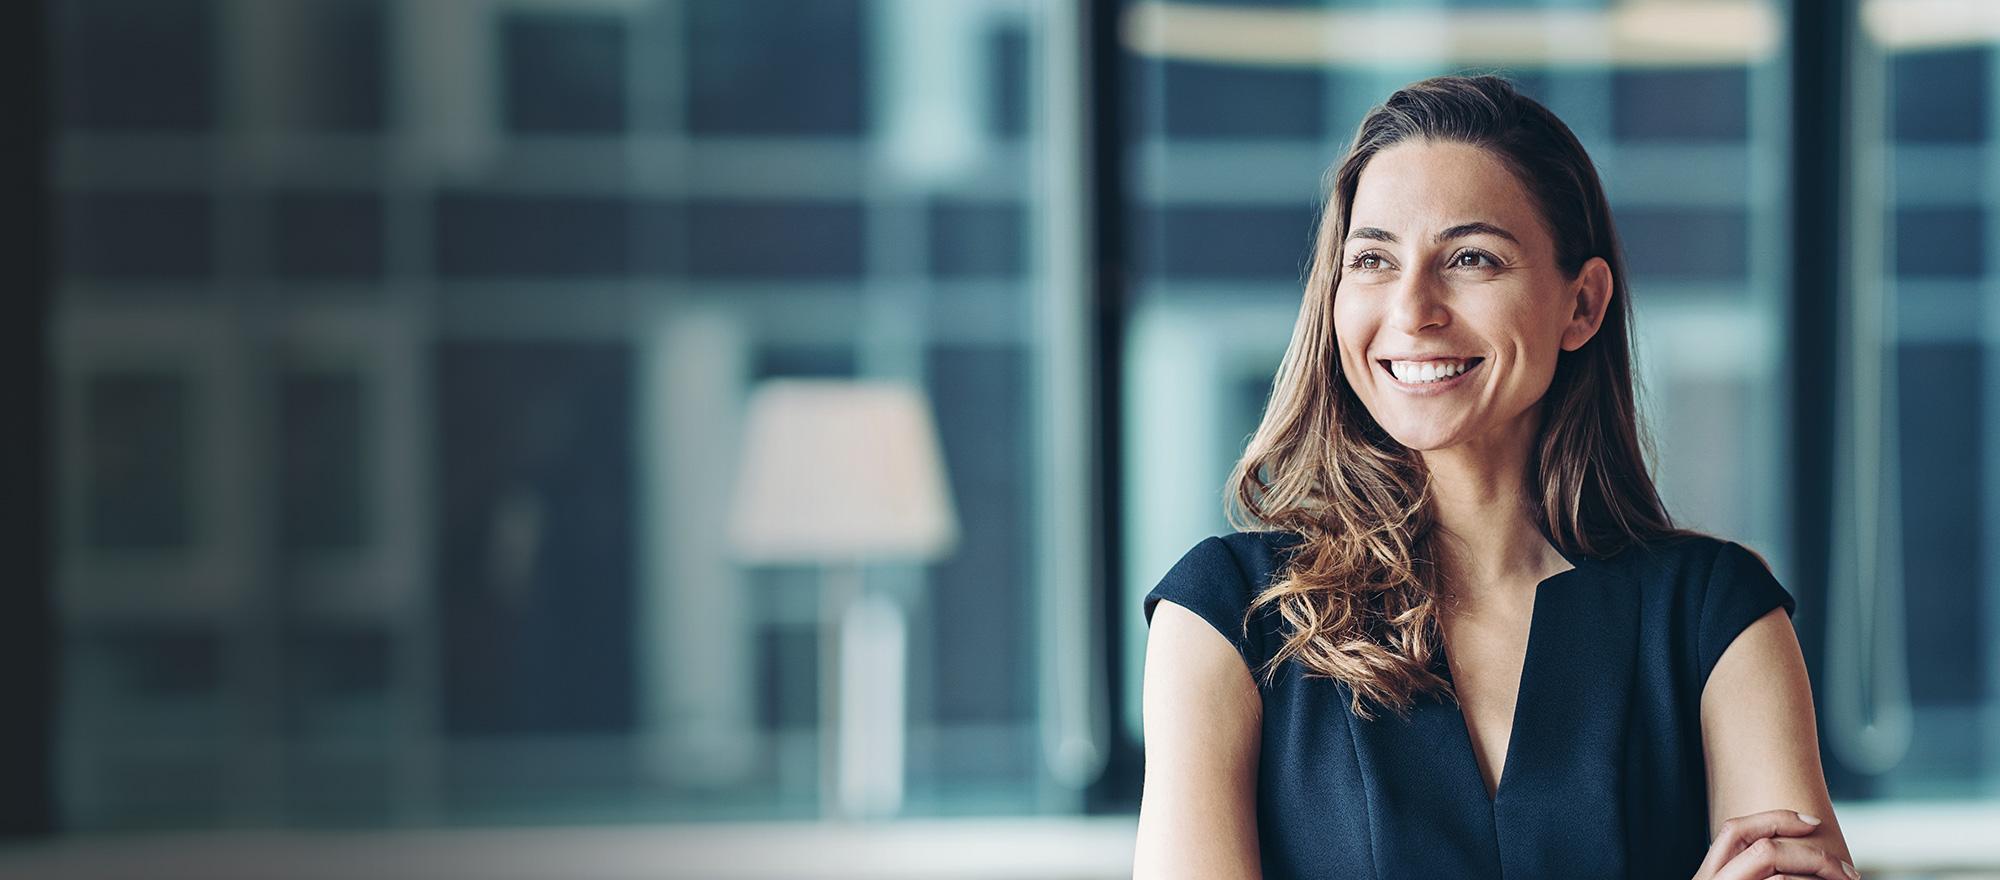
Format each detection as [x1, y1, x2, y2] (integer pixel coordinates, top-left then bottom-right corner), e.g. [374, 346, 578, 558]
[1561, 256, 1614, 352]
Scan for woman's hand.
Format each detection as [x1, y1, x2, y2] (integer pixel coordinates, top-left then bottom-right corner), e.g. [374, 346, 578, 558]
[1691, 809, 1859, 880]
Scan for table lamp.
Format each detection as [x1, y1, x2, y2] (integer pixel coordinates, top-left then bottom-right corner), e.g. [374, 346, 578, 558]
[725, 378, 960, 820]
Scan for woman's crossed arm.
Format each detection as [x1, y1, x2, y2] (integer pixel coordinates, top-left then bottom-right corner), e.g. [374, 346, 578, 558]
[1697, 606, 1860, 880]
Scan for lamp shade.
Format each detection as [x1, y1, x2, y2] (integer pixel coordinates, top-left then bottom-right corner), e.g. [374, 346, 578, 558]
[726, 378, 960, 564]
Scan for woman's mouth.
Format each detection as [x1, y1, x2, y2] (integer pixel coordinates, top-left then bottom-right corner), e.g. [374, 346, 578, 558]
[1378, 357, 1484, 394]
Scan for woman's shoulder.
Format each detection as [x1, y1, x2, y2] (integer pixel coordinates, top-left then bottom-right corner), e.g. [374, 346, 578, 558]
[1146, 529, 1301, 614]
[1603, 531, 1778, 590]
[1215, 528, 1309, 576]
[1142, 529, 1303, 672]
[1600, 530, 1798, 683]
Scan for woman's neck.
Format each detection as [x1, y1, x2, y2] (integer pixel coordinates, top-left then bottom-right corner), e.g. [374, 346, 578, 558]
[1418, 414, 1568, 602]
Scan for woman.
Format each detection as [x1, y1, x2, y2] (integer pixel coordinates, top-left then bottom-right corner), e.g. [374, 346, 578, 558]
[1133, 74, 1859, 879]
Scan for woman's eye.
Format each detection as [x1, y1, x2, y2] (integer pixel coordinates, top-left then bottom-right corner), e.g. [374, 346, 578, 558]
[1347, 250, 1498, 272]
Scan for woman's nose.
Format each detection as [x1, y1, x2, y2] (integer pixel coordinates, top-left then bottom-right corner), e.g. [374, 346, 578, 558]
[1385, 266, 1450, 333]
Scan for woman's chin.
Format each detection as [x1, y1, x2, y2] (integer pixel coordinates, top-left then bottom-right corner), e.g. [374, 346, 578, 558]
[1384, 423, 1466, 453]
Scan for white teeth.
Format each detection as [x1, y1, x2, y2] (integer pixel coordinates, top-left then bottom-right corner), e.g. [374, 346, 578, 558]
[1389, 359, 1473, 384]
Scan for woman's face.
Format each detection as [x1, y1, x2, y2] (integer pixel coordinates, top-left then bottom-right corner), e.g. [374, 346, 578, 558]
[1332, 138, 1608, 454]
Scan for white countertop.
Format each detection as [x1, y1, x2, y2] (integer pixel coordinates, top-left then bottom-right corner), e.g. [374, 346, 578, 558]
[2, 802, 1997, 879]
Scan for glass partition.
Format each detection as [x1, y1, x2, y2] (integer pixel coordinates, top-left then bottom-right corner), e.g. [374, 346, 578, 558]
[1834, 0, 2000, 800]
[49, 0, 1091, 828]
[1114, 0, 1797, 743]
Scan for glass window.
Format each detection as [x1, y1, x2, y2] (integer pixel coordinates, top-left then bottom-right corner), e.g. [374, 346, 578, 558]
[48, 0, 1081, 828]
[1837, 0, 1999, 798]
[1116, 0, 1796, 747]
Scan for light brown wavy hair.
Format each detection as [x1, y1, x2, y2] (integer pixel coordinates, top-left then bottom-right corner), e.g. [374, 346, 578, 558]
[1223, 73, 1705, 721]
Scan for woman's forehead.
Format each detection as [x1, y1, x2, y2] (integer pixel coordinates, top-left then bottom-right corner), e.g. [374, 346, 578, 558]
[1347, 140, 1543, 242]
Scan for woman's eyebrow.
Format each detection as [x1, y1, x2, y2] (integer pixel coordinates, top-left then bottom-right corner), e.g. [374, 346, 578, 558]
[1346, 222, 1520, 245]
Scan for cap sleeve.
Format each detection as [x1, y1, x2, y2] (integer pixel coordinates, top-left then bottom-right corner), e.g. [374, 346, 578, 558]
[1143, 535, 1262, 671]
[1697, 540, 1798, 687]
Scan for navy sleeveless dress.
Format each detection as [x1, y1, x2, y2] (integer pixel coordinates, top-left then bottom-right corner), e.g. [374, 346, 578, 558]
[1142, 529, 1797, 879]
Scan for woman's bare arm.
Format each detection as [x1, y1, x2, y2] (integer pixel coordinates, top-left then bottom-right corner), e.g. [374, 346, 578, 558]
[1134, 599, 1264, 880]
[1701, 605, 1856, 869]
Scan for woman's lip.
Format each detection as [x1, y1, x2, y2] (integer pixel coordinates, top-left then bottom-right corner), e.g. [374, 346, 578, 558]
[1378, 357, 1484, 394]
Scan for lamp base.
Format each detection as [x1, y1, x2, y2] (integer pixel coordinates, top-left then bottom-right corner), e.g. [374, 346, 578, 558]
[819, 563, 908, 821]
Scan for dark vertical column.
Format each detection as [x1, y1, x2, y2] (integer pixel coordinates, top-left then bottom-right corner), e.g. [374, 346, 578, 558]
[1084, 0, 1139, 813]
[0, 0, 55, 840]
[1790, 0, 1869, 798]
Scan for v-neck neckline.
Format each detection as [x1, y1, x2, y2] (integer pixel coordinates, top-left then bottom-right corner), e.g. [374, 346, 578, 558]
[1435, 542, 1591, 807]
[1335, 536, 1648, 875]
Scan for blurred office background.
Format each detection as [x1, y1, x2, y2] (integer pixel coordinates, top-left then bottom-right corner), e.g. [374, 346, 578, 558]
[1, 0, 1997, 877]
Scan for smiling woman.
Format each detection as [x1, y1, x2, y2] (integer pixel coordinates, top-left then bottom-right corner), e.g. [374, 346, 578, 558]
[1134, 74, 1857, 879]
[1335, 137, 1608, 459]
